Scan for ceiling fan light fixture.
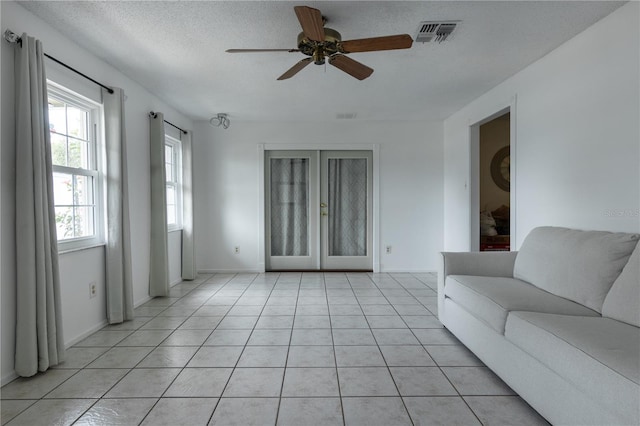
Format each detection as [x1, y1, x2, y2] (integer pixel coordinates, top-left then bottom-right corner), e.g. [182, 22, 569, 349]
[209, 113, 230, 129]
[297, 27, 342, 58]
[312, 47, 325, 65]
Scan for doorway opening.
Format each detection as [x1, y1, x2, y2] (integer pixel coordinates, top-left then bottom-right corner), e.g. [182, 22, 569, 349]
[479, 112, 511, 251]
[470, 107, 514, 252]
[472, 110, 512, 251]
[265, 150, 373, 271]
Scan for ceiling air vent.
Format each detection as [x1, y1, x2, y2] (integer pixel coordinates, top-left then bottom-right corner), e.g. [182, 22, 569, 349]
[415, 21, 459, 43]
[336, 113, 357, 119]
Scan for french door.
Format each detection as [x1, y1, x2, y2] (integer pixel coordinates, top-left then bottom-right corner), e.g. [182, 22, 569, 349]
[265, 150, 373, 271]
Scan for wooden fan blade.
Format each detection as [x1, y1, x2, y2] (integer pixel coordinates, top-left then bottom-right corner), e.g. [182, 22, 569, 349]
[341, 34, 413, 53]
[226, 49, 299, 53]
[277, 58, 313, 80]
[329, 55, 373, 80]
[294, 6, 325, 42]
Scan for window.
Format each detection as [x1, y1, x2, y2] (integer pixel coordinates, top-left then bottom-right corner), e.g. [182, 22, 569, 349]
[165, 135, 182, 230]
[48, 84, 103, 251]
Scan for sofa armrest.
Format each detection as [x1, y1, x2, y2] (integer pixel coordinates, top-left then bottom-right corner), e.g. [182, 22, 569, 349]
[440, 251, 518, 278]
[437, 251, 518, 320]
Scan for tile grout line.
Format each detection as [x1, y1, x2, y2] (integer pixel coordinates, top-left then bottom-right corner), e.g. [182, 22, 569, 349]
[44, 277, 220, 425]
[6, 273, 254, 425]
[133, 273, 225, 425]
[3, 271, 529, 426]
[392, 273, 469, 423]
[325, 272, 348, 426]
[350, 272, 415, 426]
[204, 272, 277, 425]
[65, 274, 219, 425]
[390, 274, 436, 330]
[273, 271, 303, 426]
[400, 273, 486, 426]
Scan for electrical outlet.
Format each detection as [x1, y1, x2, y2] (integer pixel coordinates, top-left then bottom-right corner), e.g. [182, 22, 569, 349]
[234, 246, 240, 254]
[89, 281, 97, 299]
[386, 245, 392, 254]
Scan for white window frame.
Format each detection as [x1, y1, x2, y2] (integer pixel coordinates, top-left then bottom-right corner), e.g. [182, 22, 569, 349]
[165, 135, 183, 231]
[48, 82, 104, 252]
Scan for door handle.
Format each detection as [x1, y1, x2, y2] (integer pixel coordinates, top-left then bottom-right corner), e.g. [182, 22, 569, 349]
[320, 202, 327, 208]
[321, 211, 328, 216]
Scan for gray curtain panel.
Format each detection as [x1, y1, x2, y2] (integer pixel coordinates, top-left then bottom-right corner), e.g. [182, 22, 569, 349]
[181, 131, 197, 280]
[270, 158, 309, 256]
[103, 87, 134, 323]
[149, 112, 170, 296]
[328, 158, 367, 256]
[14, 33, 65, 376]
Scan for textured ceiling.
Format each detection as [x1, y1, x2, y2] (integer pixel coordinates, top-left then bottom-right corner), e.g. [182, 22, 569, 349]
[19, 1, 624, 122]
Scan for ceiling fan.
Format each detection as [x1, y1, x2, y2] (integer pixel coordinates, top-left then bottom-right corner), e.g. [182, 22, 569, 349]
[226, 5, 413, 81]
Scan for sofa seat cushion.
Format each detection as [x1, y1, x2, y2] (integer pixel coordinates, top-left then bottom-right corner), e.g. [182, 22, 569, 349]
[444, 275, 599, 334]
[506, 312, 640, 423]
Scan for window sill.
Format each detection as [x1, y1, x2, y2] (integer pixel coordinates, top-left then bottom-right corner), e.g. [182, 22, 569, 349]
[168, 228, 183, 234]
[58, 242, 106, 255]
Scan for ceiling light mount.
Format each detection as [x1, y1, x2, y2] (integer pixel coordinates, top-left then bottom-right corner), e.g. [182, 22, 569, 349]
[210, 113, 230, 129]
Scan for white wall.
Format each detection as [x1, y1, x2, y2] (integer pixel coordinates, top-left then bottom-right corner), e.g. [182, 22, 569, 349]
[1, 1, 193, 384]
[193, 120, 443, 273]
[168, 231, 183, 285]
[444, 2, 639, 251]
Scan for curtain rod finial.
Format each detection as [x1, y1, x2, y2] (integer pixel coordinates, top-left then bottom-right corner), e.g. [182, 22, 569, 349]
[3, 29, 21, 44]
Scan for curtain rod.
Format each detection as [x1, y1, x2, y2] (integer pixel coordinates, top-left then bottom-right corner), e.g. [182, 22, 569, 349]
[149, 112, 188, 135]
[3, 29, 114, 94]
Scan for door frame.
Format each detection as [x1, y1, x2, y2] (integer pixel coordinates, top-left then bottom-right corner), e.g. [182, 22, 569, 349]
[320, 150, 374, 271]
[468, 96, 517, 251]
[258, 143, 380, 273]
[265, 150, 320, 271]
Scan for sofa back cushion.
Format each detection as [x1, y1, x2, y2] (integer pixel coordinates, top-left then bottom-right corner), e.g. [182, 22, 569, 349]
[514, 227, 639, 312]
[602, 242, 640, 326]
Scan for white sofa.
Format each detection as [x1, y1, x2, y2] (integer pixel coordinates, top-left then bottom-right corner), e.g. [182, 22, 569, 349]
[438, 226, 639, 425]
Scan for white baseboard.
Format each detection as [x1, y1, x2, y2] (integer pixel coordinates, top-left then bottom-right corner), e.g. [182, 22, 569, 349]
[2, 318, 109, 386]
[64, 319, 108, 348]
[2, 292, 168, 386]
[199, 268, 436, 274]
[134, 295, 153, 308]
[2, 371, 18, 386]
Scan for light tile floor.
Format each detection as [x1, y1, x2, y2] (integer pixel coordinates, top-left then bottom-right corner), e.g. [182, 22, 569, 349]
[1, 272, 549, 425]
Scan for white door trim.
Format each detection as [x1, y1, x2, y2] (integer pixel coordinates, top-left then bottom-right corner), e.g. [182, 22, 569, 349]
[258, 143, 380, 272]
[320, 150, 373, 270]
[265, 150, 320, 270]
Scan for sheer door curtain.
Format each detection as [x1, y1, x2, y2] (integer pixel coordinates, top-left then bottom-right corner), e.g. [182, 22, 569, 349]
[328, 158, 367, 256]
[270, 158, 309, 257]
